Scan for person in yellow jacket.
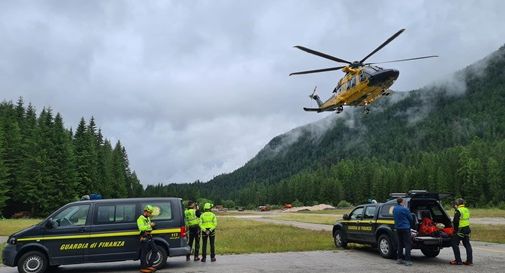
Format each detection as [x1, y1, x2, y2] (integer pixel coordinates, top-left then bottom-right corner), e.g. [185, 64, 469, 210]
[137, 205, 158, 273]
[184, 200, 202, 261]
[199, 203, 217, 262]
[450, 198, 473, 266]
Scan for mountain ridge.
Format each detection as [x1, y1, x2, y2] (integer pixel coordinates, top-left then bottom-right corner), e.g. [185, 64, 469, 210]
[145, 44, 505, 207]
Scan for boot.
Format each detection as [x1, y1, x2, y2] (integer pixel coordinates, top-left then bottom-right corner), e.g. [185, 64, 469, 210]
[201, 258, 206, 262]
[194, 256, 200, 261]
[211, 257, 216, 262]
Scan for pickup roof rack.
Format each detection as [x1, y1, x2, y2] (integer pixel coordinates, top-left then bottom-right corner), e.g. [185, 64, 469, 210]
[389, 190, 452, 200]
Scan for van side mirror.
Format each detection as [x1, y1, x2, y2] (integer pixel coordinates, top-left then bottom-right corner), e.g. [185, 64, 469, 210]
[342, 214, 350, 220]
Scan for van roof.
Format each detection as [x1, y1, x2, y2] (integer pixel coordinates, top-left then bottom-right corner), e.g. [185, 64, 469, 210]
[70, 197, 182, 205]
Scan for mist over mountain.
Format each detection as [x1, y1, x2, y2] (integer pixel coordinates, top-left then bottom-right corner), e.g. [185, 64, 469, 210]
[146, 44, 505, 207]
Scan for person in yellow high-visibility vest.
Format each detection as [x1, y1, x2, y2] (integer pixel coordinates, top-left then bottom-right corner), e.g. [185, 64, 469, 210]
[199, 203, 217, 262]
[137, 205, 158, 273]
[450, 198, 473, 266]
[184, 200, 202, 261]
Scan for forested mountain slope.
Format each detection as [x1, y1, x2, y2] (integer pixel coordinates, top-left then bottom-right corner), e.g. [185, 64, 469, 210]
[146, 45, 505, 207]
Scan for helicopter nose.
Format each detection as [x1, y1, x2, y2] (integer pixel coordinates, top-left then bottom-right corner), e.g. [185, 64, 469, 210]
[368, 69, 400, 86]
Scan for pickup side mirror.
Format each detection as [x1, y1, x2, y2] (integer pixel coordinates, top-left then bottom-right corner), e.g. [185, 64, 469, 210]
[45, 219, 56, 229]
[342, 214, 350, 220]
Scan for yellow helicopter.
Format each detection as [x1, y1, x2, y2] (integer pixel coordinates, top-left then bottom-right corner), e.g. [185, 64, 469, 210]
[290, 29, 438, 114]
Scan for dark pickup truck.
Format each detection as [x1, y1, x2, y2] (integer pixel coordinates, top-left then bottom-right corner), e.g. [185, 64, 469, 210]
[333, 190, 453, 258]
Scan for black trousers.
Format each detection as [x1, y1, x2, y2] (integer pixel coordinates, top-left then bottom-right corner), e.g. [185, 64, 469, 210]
[452, 226, 473, 263]
[187, 226, 200, 258]
[201, 229, 216, 259]
[140, 237, 157, 269]
[397, 229, 411, 261]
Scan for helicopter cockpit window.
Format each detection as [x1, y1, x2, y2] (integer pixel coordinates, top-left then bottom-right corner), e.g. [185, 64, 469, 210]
[349, 77, 356, 88]
[360, 71, 369, 82]
[333, 84, 342, 93]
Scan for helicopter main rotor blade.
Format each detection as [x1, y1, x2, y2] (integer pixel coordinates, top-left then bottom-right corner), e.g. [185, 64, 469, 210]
[360, 29, 405, 64]
[365, 55, 438, 65]
[289, 66, 346, 76]
[294, 46, 352, 64]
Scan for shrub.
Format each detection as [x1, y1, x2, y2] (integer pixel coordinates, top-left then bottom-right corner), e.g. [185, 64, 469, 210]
[222, 200, 236, 208]
[292, 199, 304, 207]
[336, 200, 352, 208]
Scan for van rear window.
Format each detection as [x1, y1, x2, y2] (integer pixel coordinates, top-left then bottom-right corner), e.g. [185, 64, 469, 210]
[96, 204, 136, 224]
[142, 201, 172, 220]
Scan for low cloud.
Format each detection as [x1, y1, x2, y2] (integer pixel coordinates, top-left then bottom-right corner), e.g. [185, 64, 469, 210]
[1, 1, 504, 184]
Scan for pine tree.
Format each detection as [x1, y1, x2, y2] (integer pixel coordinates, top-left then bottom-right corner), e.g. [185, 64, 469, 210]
[73, 118, 97, 195]
[111, 141, 128, 198]
[49, 113, 78, 212]
[0, 127, 9, 213]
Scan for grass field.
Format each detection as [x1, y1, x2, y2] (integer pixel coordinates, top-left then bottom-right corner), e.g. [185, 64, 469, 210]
[0, 243, 5, 262]
[447, 208, 505, 218]
[216, 217, 334, 254]
[0, 219, 41, 236]
[471, 224, 505, 244]
[0, 217, 334, 257]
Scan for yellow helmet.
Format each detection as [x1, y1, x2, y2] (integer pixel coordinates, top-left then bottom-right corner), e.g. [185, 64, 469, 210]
[144, 205, 154, 213]
[203, 203, 212, 210]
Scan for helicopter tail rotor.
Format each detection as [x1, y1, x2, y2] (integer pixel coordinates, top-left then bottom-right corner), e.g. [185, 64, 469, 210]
[308, 86, 323, 107]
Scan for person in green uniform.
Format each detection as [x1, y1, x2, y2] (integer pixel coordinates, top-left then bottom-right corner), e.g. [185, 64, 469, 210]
[184, 200, 202, 261]
[137, 205, 158, 273]
[199, 203, 217, 262]
[450, 198, 473, 266]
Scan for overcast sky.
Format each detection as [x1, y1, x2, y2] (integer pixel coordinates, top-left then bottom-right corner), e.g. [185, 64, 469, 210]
[1, 0, 504, 185]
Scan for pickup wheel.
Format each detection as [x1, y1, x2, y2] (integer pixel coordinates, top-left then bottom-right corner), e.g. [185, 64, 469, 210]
[17, 251, 48, 273]
[333, 229, 348, 248]
[377, 234, 396, 259]
[421, 247, 440, 258]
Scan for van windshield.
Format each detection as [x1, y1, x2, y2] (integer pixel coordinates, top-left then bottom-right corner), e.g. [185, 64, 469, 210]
[52, 204, 90, 227]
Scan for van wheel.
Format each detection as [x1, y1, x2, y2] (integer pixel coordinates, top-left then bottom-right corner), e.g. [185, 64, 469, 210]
[18, 251, 48, 273]
[149, 246, 168, 269]
[377, 234, 396, 259]
[333, 229, 347, 248]
[421, 247, 440, 258]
